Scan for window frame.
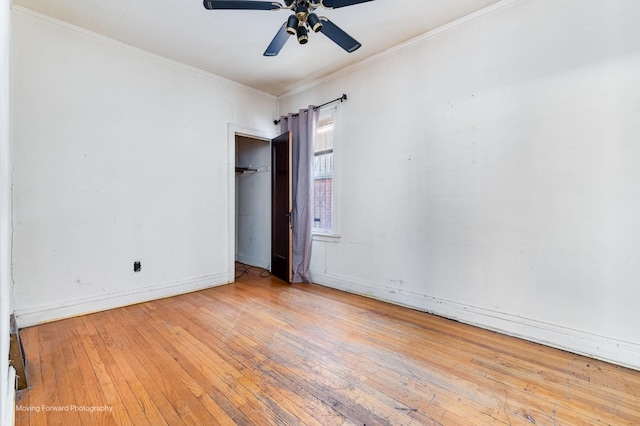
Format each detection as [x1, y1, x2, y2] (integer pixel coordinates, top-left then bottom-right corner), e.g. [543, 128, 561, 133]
[312, 104, 340, 240]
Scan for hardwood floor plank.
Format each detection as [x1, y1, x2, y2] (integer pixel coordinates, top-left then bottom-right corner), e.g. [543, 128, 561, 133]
[208, 282, 511, 424]
[186, 282, 516, 422]
[110, 304, 238, 424]
[66, 320, 118, 426]
[79, 315, 148, 425]
[110, 306, 223, 425]
[161, 321, 323, 426]
[15, 265, 640, 425]
[254, 282, 636, 424]
[56, 320, 106, 426]
[90, 316, 172, 425]
[184, 290, 399, 424]
[150, 295, 343, 425]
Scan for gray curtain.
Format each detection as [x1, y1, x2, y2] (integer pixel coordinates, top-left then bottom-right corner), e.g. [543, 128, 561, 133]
[280, 106, 319, 283]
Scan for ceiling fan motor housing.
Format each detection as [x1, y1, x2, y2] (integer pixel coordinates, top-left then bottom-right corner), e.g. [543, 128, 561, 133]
[292, 1, 323, 33]
[295, 3, 309, 21]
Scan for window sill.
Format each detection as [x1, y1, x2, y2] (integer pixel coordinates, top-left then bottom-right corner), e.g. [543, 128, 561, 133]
[312, 233, 341, 243]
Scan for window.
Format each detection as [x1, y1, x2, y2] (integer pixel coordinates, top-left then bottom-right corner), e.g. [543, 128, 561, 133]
[313, 105, 338, 235]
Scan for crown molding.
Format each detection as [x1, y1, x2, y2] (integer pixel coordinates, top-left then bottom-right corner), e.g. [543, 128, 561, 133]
[11, 5, 277, 100]
[279, 0, 523, 100]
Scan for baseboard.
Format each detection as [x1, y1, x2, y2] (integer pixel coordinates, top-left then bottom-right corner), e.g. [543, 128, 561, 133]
[3, 367, 15, 426]
[14, 273, 229, 327]
[310, 269, 640, 371]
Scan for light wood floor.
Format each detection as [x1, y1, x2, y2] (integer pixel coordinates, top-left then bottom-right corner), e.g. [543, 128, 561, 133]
[15, 265, 640, 425]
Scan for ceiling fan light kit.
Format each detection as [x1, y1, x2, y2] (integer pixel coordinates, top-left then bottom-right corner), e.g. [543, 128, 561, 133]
[296, 25, 309, 44]
[307, 13, 323, 32]
[286, 14, 299, 35]
[203, 0, 375, 56]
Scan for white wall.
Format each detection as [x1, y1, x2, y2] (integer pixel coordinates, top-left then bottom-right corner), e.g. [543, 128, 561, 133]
[235, 136, 271, 268]
[11, 8, 277, 326]
[279, 0, 640, 369]
[1, 0, 14, 422]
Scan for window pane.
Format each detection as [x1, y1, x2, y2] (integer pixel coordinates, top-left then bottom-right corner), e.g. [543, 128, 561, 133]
[313, 178, 332, 230]
[313, 152, 333, 177]
[315, 118, 333, 153]
[313, 109, 335, 232]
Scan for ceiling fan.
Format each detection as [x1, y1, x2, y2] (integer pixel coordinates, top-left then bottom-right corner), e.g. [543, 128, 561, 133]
[203, 0, 375, 56]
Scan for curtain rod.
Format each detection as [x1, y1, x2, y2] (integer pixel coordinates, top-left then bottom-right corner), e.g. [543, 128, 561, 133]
[273, 94, 347, 125]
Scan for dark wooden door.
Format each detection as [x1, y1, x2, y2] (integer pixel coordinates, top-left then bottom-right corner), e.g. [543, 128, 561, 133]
[271, 131, 292, 283]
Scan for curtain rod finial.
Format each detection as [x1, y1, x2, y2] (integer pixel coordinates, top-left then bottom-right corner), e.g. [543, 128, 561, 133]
[341, 94, 347, 102]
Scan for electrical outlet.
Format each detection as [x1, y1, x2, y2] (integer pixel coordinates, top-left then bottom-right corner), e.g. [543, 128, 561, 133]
[134, 261, 141, 272]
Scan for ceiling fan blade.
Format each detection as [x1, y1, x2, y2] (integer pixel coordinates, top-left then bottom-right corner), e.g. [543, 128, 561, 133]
[203, 1, 281, 10]
[264, 23, 290, 56]
[321, 0, 374, 9]
[319, 18, 361, 53]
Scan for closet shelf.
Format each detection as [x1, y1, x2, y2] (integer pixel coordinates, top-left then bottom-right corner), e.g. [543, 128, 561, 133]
[236, 165, 270, 174]
[235, 166, 258, 174]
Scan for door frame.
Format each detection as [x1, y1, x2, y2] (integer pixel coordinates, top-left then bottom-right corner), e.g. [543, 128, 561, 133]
[227, 123, 276, 283]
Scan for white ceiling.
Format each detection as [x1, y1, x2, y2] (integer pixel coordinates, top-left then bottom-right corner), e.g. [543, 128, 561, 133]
[13, 0, 501, 96]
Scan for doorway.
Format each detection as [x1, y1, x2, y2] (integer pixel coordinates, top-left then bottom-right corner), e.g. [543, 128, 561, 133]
[235, 135, 271, 270]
